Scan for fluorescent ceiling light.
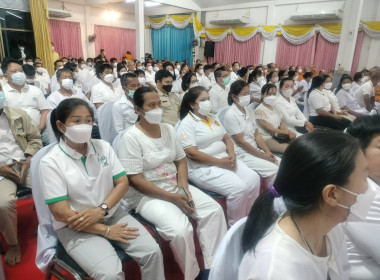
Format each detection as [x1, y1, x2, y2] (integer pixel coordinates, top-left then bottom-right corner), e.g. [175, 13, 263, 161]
[125, 0, 161, 7]
[7, 11, 22, 19]
[0, 17, 4, 20]
[102, 10, 120, 18]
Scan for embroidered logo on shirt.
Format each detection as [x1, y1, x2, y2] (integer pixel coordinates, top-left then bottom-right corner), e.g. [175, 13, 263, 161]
[97, 154, 109, 167]
[178, 133, 188, 141]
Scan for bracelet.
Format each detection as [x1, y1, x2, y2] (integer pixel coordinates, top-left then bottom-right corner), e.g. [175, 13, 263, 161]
[104, 227, 110, 238]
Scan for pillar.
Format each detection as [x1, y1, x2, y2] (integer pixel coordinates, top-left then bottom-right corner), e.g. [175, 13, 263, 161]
[366, 0, 380, 68]
[261, 3, 277, 65]
[135, 0, 145, 61]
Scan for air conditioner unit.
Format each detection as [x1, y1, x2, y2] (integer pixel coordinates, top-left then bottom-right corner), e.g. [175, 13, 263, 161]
[290, 12, 340, 21]
[209, 16, 250, 25]
[48, 8, 72, 18]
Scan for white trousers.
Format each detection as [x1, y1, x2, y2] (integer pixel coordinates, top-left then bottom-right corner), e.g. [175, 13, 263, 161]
[57, 207, 164, 280]
[236, 152, 279, 188]
[137, 185, 227, 280]
[188, 160, 261, 226]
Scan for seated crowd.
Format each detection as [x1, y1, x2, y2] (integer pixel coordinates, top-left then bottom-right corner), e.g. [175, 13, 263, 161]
[0, 53, 380, 280]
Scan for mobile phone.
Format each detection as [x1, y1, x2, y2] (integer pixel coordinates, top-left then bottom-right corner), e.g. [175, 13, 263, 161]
[12, 163, 21, 174]
[178, 188, 195, 209]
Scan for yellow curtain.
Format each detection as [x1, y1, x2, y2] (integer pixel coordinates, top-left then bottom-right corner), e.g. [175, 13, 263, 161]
[29, 0, 54, 76]
[363, 21, 380, 31]
[232, 26, 258, 36]
[206, 27, 229, 35]
[262, 25, 277, 33]
[281, 24, 315, 36]
[319, 23, 342, 34]
[192, 13, 204, 33]
[149, 16, 167, 24]
[169, 14, 192, 22]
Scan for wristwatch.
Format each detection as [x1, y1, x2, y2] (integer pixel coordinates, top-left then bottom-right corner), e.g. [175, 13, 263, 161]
[99, 203, 109, 216]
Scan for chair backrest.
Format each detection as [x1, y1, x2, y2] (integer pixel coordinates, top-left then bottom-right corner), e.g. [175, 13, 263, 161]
[209, 217, 247, 280]
[46, 110, 58, 144]
[97, 101, 117, 144]
[30, 143, 58, 273]
[303, 93, 310, 120]
[112, 128, 128, 152]
[174, 120, 181, 131]
[217, 108, 228, 126]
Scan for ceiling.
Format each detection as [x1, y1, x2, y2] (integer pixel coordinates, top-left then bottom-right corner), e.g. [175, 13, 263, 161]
[191, 0, 270, 9]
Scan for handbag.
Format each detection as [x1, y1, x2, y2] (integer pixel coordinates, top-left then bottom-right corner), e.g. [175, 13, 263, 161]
[295, 126, 308, 134]
[272, 133, 290, 143]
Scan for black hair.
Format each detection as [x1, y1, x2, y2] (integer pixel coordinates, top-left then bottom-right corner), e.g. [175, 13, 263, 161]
[335, 74, 352, 94]
[25, 55, 33, 61]
[254, 65, 263, 72]
[181, 72, 197, 91]
[248, 69, 262, 84]
[179, 86, 207, 120]
[322, 75, 332, 83]
[120, 73, 137, 87]
[278, 70, 288, 79]
[163, 62, 176, 80]
[63, 62, 77, 73]
[56, 68, 73, 80]
[18, 40, 26, 47]
[100, 49, 105, 53]
[228, 80, 248, 105]
[307, 75, 324, 96]
[22, 64, 35, 77]
[117, 63, 127, 73]
[78, 59, 85, 64]
[242, 131, 361, 253]
[266, 71, 276, 84]
[214, 67, 226, 80]
[353, 72, 363, 83]
[361, 69, 369, 75]
[237, 67, 249, 78]
[194, 63, 203, 73]
[133, 86, 157, 109]
[347, 115, 380, 150]
[54, 59, 63, 69]
[144, 61, 151, 67]
[1, 58, 21, 73]
[204, 65, 213, 72]
[50, 98, 94, 141]
[288, 70, 296, 79]
[110, 57, 117, 63]
[303, 72, 313, 80]
[279, 77, 294, 89]
[261, 83, 276, 95]
[155, 69, 173, 83]
[96, 63, 113, 79]
[135, 69, 145, 77]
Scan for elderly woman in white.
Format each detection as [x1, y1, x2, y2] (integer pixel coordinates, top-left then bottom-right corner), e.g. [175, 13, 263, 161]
[274, 77, 314, 135]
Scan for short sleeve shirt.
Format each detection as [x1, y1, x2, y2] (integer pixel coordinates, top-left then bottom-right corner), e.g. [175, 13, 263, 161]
[156, 88, 180, 126]
[112, 94, 138, 133]
[308, 89, 331, 116]
[90, 81, 123, 104]
[249, 82, 262, 100]
[209, 84, 230, 114]
[40, 139, 126, 230]
[177, 112, 227, 170]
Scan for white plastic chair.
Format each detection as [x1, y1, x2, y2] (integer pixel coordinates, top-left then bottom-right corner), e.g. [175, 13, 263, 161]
[216, 108, 228, 126]
[97, 101, 117, 144]
[303, 93, 310, 120]
[209, 217, 247, 280]
[46, 111, 58, 144]
[112, 128, 128, 152]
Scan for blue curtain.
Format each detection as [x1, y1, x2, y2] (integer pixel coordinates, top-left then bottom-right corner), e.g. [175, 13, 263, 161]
[151, 24, 194, 66]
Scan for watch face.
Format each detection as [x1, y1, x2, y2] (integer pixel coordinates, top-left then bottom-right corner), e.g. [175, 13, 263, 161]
[101, 204, 108, 210]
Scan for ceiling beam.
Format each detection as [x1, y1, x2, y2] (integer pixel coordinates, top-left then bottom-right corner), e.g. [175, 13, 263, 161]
[84, 0, 124, 5]
[149, 0, 201, 11]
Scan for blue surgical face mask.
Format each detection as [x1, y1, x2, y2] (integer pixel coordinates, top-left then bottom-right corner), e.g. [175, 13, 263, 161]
[11, 72, 26, 86]
[0, 92, 5, 109]
[223, 77, 230, 86]
[128, 90, 135, 99]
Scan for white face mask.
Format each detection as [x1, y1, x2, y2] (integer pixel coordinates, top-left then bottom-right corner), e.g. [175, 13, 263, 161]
[147, 66, 153, 72]
[360, 77, 366, 83]
[363, 76, 369, 82]
[274, 68, 279, 72]
[64, 124, 92, 143]
[143, 108, 163, 124]
[27, 62, 33, 66]
[272, 77, 279, 83]
[153, 66, 159, 72]
[238, 95, 250, 107]
[176, 65, 181, 70]
[263, 95, 277, 106]
[197, 100, 212, 116]
[36, 67, 44, 74]
[293, 76, 298, 81]
[11, 72, 26, 85]
[61, 78, 73, 90]
[208, 72, 214, 79]
[138, 77, 146, 85]
[324, 83, 332, 90]
[199, 69, 204, 75]
[342, 83, 352, 91]
[298, 69, 302, 73]
[337, 186, 375, 222]
[104, 73, 114, 83]
[137, 66, 143, 70]
[189, 82, 199, 89]
[282, 89, 293, 98]
[113, 62, 117, 67]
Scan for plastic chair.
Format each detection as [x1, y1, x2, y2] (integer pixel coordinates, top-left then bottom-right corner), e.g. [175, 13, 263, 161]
[97, 101, 117, 144]
[31, 144, 131, 280]
[209, 217, 247, 280]
[216, 108, 228, 126]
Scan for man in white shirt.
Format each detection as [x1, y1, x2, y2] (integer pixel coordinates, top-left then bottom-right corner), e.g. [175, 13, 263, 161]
[209, 67, 230, 114]
[296, 72, 313, 111]
[144, 62, 156, 88]
[0, 94, 42, 265]
[2, 59, 50, 145]
[34, 61, 51, 94]
[354, 70, 380, 112]
[50, 59, 64, 93]
[200, 65, 216, 91]
[112, 73, 139, 133]
[230, 62, 240, 83]
[127, 60, 135, 73]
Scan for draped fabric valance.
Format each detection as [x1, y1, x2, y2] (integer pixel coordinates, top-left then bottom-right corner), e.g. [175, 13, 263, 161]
[145, 13, 380, 44]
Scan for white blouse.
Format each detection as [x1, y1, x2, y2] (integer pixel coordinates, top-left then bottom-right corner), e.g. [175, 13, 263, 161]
[274, 94, 306, 131]
[254, 103, 282, 141]
[239, 221, 350, 280]
[308, 89, 331, 117]
[249, 82, 262, 100]
[324, 89, 341, 111]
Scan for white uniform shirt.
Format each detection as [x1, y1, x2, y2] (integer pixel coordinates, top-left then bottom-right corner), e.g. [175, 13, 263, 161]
[336, 89, 362, 111]
[90, 81, 123, 105]
[200, 75, 215, 91]
[40, 139, 126, 230]
[296, 79, 311, 104]
[351, 82, 361, 96]
[3, 82, 49, 126]
[177, 112, 227, 170]
[274, 94, 306, 131]
[254, 103, 282, 141]
[117, 123, 185, 211]
[145, 70, 156, 87]
[308, 89, 331, 117]
[35, 72, 50, 91]
[324, 89, 341, 111]
[249, 82, 262, 100]
[346, 178, 380, 279]
[239, 221, 350, 280]
[223, 104, 258, 155]
[47, 89, 91, 110]
[50, 72, 59, 93]
[112, 94, 138, 133]
[355, 81, 374, 108]
[230, 71, 239, 83]
[209, 84, 230, 114]
[172, 77, 182, 95]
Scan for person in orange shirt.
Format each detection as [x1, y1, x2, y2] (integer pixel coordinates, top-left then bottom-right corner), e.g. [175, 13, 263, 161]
[296, 65, 303, 81]
[123, 51, 133, 61]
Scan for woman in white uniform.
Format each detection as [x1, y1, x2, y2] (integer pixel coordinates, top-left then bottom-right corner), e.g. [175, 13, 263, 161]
[239, 131, 371, 280]
[346, 116, 380, 279]
[254, 84, 296, 153]
[40, 98, 164, 280]
[177, 86, 261, 227]
[117, 87, 227, 280]
[247, 69, 263, 109]
[274, 77, 314, 135]
[223, 80, 279, 187]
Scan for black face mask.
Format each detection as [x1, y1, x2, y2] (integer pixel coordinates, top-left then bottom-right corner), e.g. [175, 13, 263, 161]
[162, 84, 173, 93]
